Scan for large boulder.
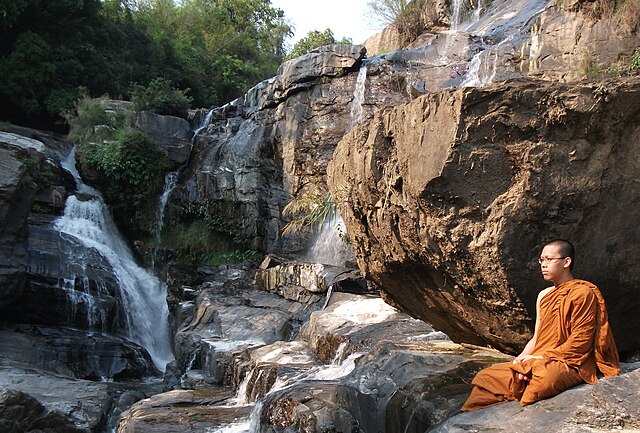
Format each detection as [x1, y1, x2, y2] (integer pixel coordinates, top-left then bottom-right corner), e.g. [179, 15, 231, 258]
[0, 148, 35, 305]
[328, 76, 640, 355]
[133, 111, 194, 165]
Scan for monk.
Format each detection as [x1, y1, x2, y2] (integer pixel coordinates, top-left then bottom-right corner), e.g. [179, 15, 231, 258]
[461, 239, 619, 411]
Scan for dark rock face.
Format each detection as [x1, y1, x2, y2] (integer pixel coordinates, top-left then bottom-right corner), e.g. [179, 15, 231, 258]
[0, 148, 35, 304]
[0, 388, 87, 433]
[0, 324, 157, 380]
[133, 111, 194, 165]
[328, 77, 640, 355]
[8, 217, 124, 333]
[178, 44, 417, 254]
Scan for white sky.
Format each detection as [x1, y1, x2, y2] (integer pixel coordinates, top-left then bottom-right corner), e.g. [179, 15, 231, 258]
[271, 0, 382, 47]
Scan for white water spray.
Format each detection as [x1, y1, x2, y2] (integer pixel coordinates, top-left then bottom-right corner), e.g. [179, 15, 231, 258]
[350, 64, 368, 126]
[55, 147, 174, 371]
[305, 211, 355, 267]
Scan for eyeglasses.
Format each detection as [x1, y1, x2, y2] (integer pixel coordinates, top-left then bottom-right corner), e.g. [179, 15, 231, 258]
[538, 257, 566, 264]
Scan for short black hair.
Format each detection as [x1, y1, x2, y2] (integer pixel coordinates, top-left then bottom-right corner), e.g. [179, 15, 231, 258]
[544, 239, 575, 270]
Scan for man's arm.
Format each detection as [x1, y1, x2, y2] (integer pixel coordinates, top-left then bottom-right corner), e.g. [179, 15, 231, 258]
[512, 288, 549, 380]
[514, 287, 552, 363]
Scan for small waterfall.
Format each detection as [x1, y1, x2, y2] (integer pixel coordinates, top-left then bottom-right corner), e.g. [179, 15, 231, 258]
[305, 211, 355, 267]
[451, 0, 470, 31]
[154, 109, 214, 243]
[349, 64, 368, 126]
[55, 147, 174, 371]
[460, 35, 513, 87]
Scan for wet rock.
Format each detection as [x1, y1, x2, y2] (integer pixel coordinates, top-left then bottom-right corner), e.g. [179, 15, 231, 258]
[328, 76, 640, 355]
[256, 292, 511, 433]
[0, 365, 149, 433]
[117, 388, 249, 433]
[0, 324, 158, 380]
[171, 277, 321, 387]
[0, 148, 35, 305]
[0, 388, 86, 433]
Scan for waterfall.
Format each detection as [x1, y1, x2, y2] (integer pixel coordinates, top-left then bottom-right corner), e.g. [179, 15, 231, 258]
[349, 64, 368, 126]
[451, 0, 470, 30]
[154, 109, 214, 243]
[305, 211, 355, 267]
[55, 147, 174, 371]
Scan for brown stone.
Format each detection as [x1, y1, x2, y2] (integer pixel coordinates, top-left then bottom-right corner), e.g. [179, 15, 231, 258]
[328, 76, 640, 355]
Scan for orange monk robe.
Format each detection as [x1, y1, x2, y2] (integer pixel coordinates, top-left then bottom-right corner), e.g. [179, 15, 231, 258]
[461, 279, 619, 411]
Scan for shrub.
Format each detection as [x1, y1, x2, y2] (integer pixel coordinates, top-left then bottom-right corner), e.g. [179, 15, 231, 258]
[160, 201, 261, 265]
[131, 77, 193, 118]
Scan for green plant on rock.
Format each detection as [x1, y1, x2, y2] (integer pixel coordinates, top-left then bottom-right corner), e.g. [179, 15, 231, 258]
[161, 200, 261, 266]
[131, 77, 193, 118]
[65, 95, 127, 144]
[281, 192, 337, 237]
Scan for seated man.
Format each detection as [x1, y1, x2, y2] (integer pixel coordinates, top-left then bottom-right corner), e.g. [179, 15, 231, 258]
[461, 239, 620, 411]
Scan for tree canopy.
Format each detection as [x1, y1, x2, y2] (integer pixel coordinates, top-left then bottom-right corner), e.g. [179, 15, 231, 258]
[0, 0, 292, 129]
[286, 28, 352, 60]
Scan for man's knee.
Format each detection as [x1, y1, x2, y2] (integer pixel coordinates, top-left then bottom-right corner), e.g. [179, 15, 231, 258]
[519, 360, 582, 406]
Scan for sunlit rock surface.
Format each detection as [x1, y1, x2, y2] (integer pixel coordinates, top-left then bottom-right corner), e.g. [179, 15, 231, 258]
[328, 76, 640, 354]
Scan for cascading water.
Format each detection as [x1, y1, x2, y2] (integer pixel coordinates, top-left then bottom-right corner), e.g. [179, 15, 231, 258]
[305, 210, 355, 267]
[55, 147, 174, 371]
[349, 64, 368, 126]
[458, 0, 550, 87]
[154, 109, 215, 244]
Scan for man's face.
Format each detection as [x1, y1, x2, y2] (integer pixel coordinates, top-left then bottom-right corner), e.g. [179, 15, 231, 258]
[539, 244, 569, 283]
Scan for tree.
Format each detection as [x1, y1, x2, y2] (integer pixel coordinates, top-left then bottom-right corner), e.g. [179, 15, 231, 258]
[366, 0, 409, 27]
[286, 28, 352, 60]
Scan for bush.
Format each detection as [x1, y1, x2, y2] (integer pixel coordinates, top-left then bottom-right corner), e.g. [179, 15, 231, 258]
[160, 201, 261, 265]
[77, 127, 170, 239]
[131, 77, 193, 118]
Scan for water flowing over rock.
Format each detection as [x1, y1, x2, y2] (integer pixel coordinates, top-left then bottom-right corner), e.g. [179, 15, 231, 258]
[0, 127, 174, 430]
[118, 262, 513, 433]
[328, 76, 640, 354]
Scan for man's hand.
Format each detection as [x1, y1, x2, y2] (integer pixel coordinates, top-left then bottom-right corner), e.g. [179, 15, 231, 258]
[512, 354, 543, 381]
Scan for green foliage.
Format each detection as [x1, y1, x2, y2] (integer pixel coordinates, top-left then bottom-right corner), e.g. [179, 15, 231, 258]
[84, 129, 166, 188]
[286, 29, 352, 60]
[132, 77, 192, 117]
[625, 47, 640, 72]
[66, 96, 170, 239]
[366, 0, 409, 27]
[282, 193, 337, 236]
[161, 201, 261, 265]
[0, 0, 292, 128]
[65, 96, 124, 144]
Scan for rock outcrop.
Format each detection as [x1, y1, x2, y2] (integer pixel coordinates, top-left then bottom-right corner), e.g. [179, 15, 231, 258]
[328, 76, 640, 354]
[133, 111, 194, 165]
[0, 148, 34, 304]
[529, 3, 640, 81]
[178, 43, 414, 254]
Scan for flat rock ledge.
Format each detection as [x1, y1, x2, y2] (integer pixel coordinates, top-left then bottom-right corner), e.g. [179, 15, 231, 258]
[432, 363, 640, 433]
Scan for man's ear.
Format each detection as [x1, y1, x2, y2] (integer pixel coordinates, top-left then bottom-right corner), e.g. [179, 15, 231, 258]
[564, 257, 572, 269]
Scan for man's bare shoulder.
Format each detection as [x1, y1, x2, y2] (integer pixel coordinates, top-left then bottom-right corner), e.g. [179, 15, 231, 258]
[538, 286, 555, 299]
